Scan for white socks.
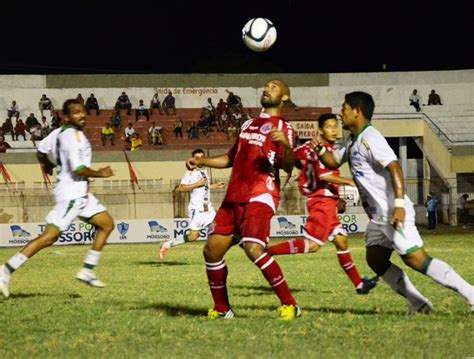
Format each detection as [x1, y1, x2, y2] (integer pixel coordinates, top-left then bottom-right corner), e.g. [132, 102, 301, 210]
[382, 264, 430, 308]
[426, 258, 474, 303]
[5, 253, 28, 274]
[83, 250, 101, 270]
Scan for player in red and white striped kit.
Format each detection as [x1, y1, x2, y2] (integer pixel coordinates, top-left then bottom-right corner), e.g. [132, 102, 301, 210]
[268, 114, 377, 294]
[187, 80, 300, 320]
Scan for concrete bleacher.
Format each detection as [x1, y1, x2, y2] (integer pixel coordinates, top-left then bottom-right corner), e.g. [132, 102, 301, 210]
[4, 106, 325, 152]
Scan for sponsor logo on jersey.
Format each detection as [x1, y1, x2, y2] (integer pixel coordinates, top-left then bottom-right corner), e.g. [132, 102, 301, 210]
[260, 123, 272, 134]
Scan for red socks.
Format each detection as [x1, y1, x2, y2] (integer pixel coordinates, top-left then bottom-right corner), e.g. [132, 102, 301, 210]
[254, 253, 297, 306]
[337, 250, 362, 288]
[267, 238, 308, 256]
[205, 259, 230, 313]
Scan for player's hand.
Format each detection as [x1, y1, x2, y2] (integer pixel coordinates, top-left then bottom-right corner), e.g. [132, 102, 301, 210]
[391, 207, 405, 230]
[42, 162, 56, 176]
[99, 166, 114, 178]
[186, 156, 203, 170]
[310, 132, 323, 151]
[270, 128, 290, 148]
[214, 182, 225, 189]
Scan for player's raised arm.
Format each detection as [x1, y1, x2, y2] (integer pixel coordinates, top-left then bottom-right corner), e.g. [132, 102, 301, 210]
[270, 128, 294, 173]
[311, 134, 342, 170]
[177, 178, 206, 192]
[318, 174, 355, 187]
[76, 166, 114, 178]
[386, 160, 406, 229]
[186, 154, 232, 170]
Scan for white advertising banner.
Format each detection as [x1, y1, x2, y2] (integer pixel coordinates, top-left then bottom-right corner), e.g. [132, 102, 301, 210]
[0, 214, 368, 248]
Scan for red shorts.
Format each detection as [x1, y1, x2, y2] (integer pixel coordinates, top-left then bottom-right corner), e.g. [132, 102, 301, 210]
[212, 201, 274, 248]
[305, 196, 346, 245]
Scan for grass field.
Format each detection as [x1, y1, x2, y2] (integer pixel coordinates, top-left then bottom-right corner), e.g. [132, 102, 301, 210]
[1, 228, 473, 358]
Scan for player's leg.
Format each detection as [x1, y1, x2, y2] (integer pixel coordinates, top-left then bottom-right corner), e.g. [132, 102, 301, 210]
[241, 202, 299, 320]
[0, 198, 86, 298]
[401, 243, 474, 311]
[159, 229, 200, 259]
[76, 195, 113, 288]
[366, 222, 432, 313]
[203, 203, 236, 318]
[267, 237, 319, 255]
[332, 234, 377, 294]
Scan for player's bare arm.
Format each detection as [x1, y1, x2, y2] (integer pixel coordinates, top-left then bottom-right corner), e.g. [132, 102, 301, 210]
[319, 174, 356, 187]
[387, 160, 406, 229]
[270, 128, 294, 173]
[177, 178, 207, 192]
[311, 134, 340, 170]
[76, 166, 114, 178]
[210, 182, 225, 189]
[36, 151, 56, 175]
[186, 154, 232, 170]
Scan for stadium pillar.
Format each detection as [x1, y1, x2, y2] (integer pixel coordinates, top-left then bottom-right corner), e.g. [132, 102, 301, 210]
[447, 177, 458, 226]
[399, 137, 407, 175]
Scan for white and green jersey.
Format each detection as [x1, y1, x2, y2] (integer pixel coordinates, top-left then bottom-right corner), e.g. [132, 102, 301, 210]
[37, 127, 62, 160]
[336, 124, 414, 224]
[180, 167, 213, 212]
[52, 126, 91, 201]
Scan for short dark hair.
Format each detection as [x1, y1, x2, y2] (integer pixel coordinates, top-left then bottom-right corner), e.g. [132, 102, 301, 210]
[192, 148, 205, 157]
[62, 99, 81, 115]
[318, 113, 338, 128]
[344, 91, 375, 120]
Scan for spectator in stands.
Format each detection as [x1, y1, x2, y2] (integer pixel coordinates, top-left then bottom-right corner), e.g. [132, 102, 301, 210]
[115, 91, 132, 115]
[41, 116, 51, 136]
[230, 107, 242, 127]
[30, 123, 44, 147]
[85, 93, 100, 115]
[25, 113, 40, 133]
[219, 108, 229, 131]
[163, 91, 176, 115]
[51, 112, 62, 130]
[14, 119, 27, 141]
[197, 113, 210, 137]
[428, 90, 443, 105]
[243, 108, 253, 122]
[101, 122, 115, 146]
[409, 89, 421, 112]
[226, 122, 238, 142]
[173, 117, 183, 138]
[226, 90, 243, 113]
[188, 121, 198, 139]
[130, 133, 143, 152]
[2, 118, 14, 140]
[7, 101, 20, 120]
[150, 93, 163, 115]
[76, 93, 85, 106]
[457, 194, 469, 228]
[216, 98, 227, 122]
[135, 99, 150, 122]
[0, 135, 11, 153]
[425, 193, 440, 230]
[148, 122, 164, 145]
[110, 110, 122, 130]
[38, 94, 54, 116]
[124, 122, 136, 143]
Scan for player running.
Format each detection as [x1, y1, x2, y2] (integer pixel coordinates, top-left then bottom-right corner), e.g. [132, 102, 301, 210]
[159, 148, 225, 259]
[314, 91, 474, 313]
[187, 80, 300, 320]
[0, 99, 115, 298]
[268, 114, 377, 294]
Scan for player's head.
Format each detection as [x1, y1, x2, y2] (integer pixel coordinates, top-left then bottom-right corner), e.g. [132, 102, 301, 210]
[192, 148, 205, 167]
[62, 99, 86, 128]
[318, 113, 339, 143]
[340, 91, 375, 130]
[260, 79, 290, 109]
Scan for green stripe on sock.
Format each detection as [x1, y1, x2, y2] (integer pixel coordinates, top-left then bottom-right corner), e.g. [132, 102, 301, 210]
[184, 233, 190, 242]
[404, 245, 421, 256]
[420, 256, 433, 274]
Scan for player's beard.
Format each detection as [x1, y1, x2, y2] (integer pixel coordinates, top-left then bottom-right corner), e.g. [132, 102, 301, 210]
[260, 94, 280, 108]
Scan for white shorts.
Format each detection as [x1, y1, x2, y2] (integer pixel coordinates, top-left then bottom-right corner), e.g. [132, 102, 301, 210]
[46, 193, 107, 232]
[365, 220, 424, 256]
[188, 208, 216, 231]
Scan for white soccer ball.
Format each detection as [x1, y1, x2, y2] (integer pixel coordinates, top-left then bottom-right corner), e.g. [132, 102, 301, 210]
[242, 18, 277, 52]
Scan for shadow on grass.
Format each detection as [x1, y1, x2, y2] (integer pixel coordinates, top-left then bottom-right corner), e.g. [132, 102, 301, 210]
[230, 284, 306, 296]
[7, 292, 81, 299]
[133, 261, 190, 267]
[141, 302, 207, 317]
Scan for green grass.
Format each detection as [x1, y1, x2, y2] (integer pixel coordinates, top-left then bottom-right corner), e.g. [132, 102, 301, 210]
[1, 229, 473, 358]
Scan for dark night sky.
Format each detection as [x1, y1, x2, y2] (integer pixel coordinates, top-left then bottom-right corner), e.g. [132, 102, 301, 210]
[1, 0, 473, 74]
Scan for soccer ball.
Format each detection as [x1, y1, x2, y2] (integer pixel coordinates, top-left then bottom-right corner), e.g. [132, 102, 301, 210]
[242, 18, 277, 52]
